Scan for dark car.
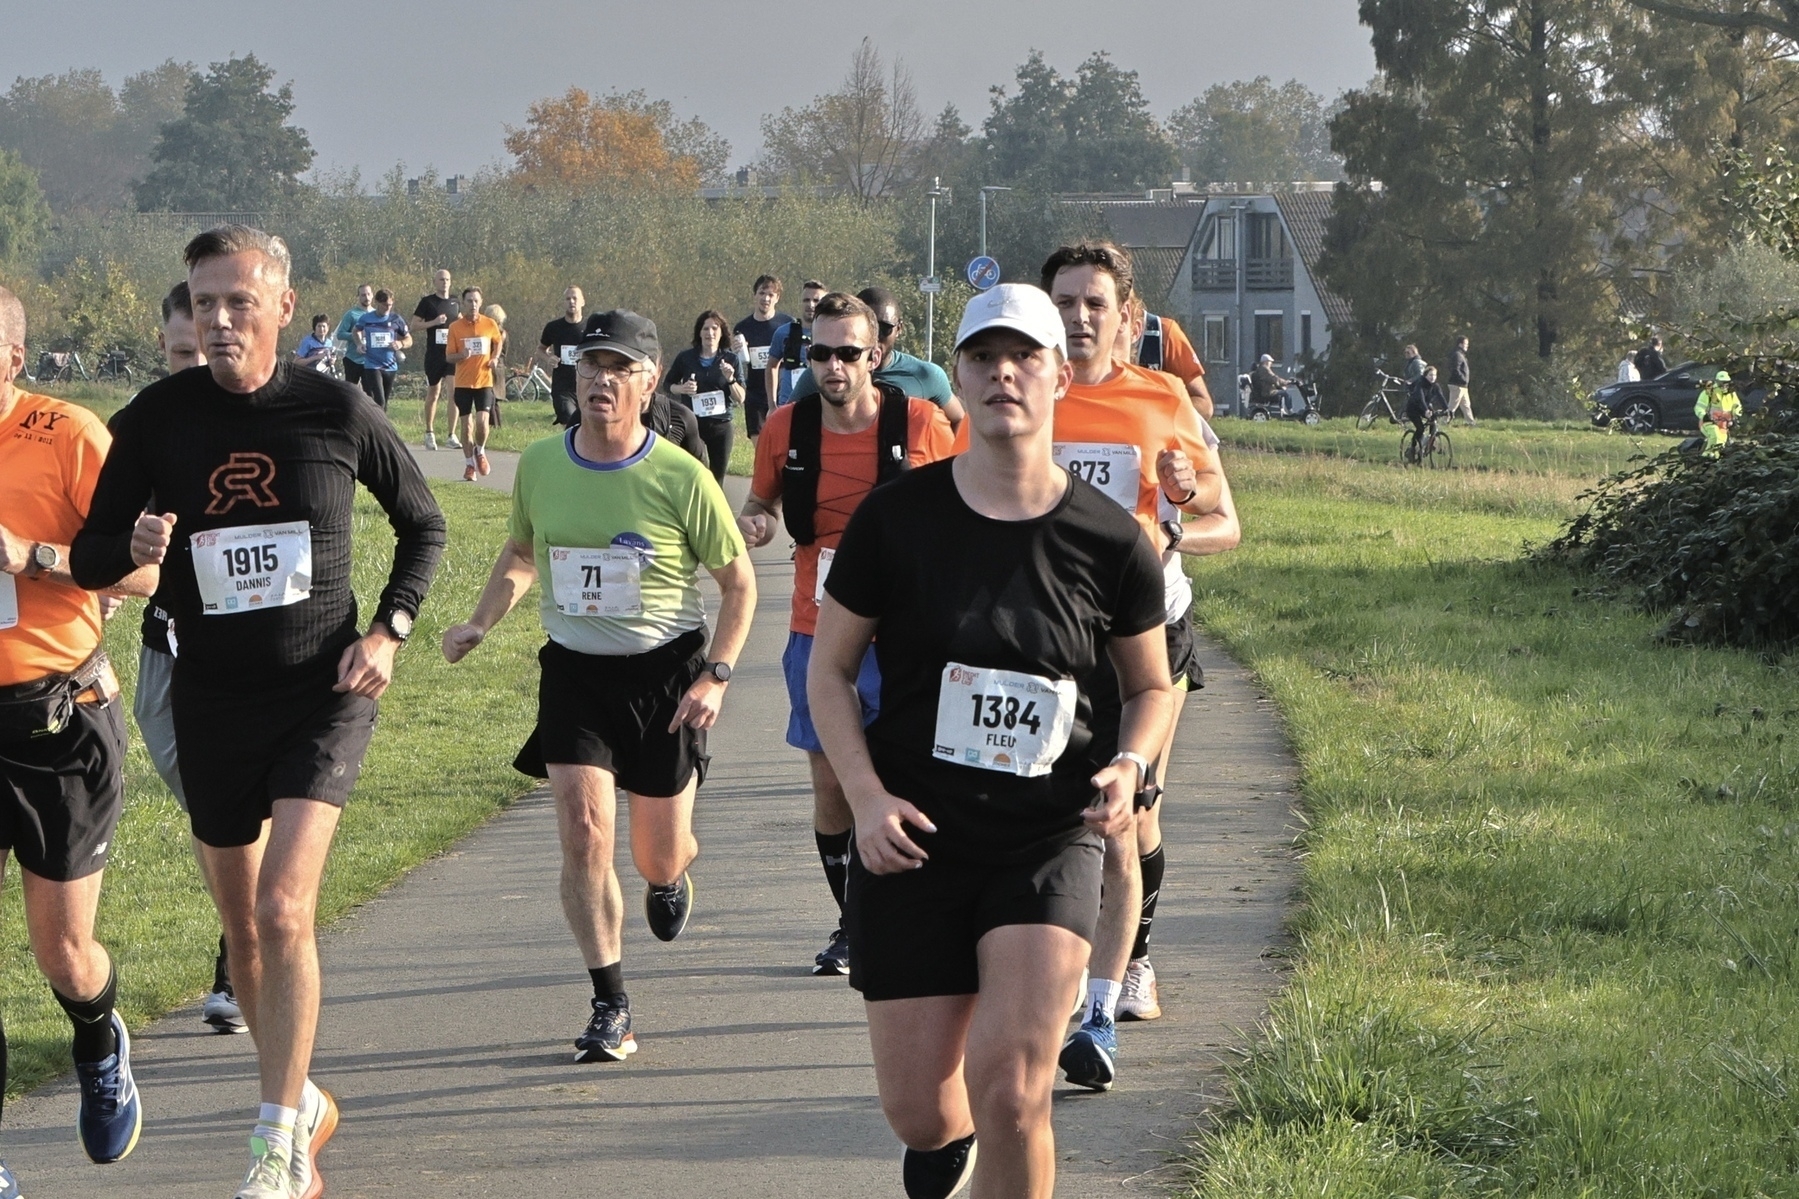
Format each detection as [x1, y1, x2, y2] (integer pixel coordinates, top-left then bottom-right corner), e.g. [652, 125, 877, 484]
[1590, 362, 1767, 434]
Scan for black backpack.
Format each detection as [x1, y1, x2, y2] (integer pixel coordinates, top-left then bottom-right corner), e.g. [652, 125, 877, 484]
[780, 321, 810, 369]
[1137, 312, 1164, 373]
[781, 383, 913, 545]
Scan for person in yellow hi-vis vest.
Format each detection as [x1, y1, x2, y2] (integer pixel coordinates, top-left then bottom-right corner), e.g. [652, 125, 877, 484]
[1696, 370, 1742, 456]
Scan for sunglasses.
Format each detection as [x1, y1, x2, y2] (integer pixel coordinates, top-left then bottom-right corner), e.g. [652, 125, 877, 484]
[806, 344, 873, 364]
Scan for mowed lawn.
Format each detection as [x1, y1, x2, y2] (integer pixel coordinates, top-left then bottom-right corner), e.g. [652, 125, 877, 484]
[1182, 439, 1799, 1195]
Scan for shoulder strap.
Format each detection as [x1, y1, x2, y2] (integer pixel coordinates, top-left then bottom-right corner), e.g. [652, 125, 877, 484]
[781, 396, 825, 544]
[781, 322, 808, 368]
[1139, 312, 1164, 372]
[875, 381, 913, 486]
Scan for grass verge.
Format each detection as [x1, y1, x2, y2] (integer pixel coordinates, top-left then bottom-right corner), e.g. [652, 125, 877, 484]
[1223, 416, 1666, 477]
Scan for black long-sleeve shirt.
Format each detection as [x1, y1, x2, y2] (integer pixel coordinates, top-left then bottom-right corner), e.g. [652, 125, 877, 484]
[73, 362, 445, 680]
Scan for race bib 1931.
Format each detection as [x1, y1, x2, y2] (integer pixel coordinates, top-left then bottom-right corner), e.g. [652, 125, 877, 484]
[548, 547, 643, 617]
[932, 662, 1077, 777]
[692, 389, 727, 418]
[1053, 442, 1142, 513]
[191, 521, 313, 615]
[0, 572, 16, 631]
[813, 546, 835, 605]
[559, 345, 580, 366]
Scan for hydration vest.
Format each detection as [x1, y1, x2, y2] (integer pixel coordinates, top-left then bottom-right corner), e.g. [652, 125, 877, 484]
[781, 382, 913, 545]
[780, 321, 810, 369]
[1137, 312, 1165, 373]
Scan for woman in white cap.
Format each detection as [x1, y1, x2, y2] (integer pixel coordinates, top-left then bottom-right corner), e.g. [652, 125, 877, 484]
[808, 283, 1174, 1199]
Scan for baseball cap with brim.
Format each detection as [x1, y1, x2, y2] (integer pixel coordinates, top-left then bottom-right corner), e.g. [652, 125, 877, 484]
[953, 283, 1067, 357]
[576, 309, 660, 363]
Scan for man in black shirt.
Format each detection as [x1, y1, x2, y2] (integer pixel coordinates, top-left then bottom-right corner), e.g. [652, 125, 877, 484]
[72, 225, 445, 1199]
[1635, 335, 1667, 382]
[732, 274, 790, 441]
[410, 269, 459, 450]
[537, 286, 587, 428]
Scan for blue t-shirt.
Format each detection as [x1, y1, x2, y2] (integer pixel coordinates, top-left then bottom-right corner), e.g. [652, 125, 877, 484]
[296, 334, 333, 370]
[767, 320, 810, 406]
[355, 311, 409, 372]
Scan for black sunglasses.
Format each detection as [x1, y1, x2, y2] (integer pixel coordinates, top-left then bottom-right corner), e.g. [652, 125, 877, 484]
[806, 344, 873, 364]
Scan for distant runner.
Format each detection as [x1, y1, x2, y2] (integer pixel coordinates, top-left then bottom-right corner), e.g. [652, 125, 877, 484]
[790, 287, 966, 428]
[410, 269, 459, 449]
[538, 286, 587, 429]
[765, 280, 825, 409]
[733, 275, 791, 441]
[446, 288, 503, 482]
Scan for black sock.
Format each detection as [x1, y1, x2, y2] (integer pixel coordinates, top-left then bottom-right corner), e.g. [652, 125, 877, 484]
[815, 829, 852, 914]
[589, 962, 626, 1004]
[213, 934, 231, 995]
[1132, 846, 1167, 961]
[54, 964, 118, 1063]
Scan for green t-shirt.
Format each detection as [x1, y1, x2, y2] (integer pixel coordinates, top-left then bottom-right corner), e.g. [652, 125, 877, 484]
[510, 428, 746, 656]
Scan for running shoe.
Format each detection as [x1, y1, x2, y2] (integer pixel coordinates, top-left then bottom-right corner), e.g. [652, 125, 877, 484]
[234, 1135, 297, 1199]
[462, 463, 477, 482]
[901, 1133, 977, 1199]
[423, 431, 437, 451]
[645, 873, 693, 942]
[1059, 1012, 1118, 1092]
[446, 433, 462, 449]
[574, 996, 637, 1062]
[475, 448, 491, 477]
[75, 1013, 142, 1163]
[204, 988, 248, 1034]
[291, 1079, 338, 1199]
[0, 1157, 21, 1199]
[1117, 957, 1162, 1022]
[812, 926, 850, 976]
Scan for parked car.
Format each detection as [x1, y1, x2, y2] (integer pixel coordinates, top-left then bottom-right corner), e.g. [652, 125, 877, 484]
[1589, 362, 1768, 434]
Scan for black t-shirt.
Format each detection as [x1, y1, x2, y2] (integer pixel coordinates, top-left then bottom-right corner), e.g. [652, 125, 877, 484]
[825, 460, 1165, 860]
[71, 363, 446, 684]
[540, 318, 585, 395]
[660, 347, 740, 421]
[413, 295, 460, 363]
[733, 312, 791, 405]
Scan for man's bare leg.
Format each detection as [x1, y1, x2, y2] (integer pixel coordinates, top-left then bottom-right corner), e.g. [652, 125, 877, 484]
[547, 764, 624, 969]
[423, 380, 442, 443]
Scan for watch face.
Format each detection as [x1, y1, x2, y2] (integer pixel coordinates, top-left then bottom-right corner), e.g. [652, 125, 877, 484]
[387, 611, 413, 640]
[710, 661, 732, 682]
[34, 543, 58, 569]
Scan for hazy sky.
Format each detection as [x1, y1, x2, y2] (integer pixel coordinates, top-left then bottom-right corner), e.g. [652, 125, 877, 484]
[5, 0, 1376, 181]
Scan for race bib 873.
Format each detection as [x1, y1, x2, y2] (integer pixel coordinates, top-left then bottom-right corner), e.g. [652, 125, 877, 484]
[191, 521, 313, 615]
[1053, 442, 1142, 513]
[932, 662, 1077, 777]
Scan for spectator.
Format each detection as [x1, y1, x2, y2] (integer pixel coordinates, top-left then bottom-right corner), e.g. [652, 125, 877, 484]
[1401, 343, 1426, 384]
[1617, 350, 1640, 384]
[295, 315, 334, 373]
[1635, 336, 1667, 382]
[1249, 353, 1289, 408]
[1445, 335, 1474, 426]
[485, 303, 509, 429]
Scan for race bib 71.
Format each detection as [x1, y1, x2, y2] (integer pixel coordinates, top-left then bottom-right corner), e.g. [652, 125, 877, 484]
[548, 547, 643, 617]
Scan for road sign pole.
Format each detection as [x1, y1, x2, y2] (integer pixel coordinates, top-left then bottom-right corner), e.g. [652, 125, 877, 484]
[978, 186, 1010, 261]
[925, 177, 951, 361]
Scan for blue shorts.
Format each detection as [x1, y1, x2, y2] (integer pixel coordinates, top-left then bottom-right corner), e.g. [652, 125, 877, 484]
[783, 631, 880, 754]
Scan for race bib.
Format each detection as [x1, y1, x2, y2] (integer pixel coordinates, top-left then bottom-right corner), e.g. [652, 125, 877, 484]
[1054, 442, 1141, 513]
[932, 662, 1077, 778]
[748, 346, 771, 370]
[559, 345, 580, 366]
[548, 547, 643, 617]
[367, 329, 394, 350]
[463, 336, 490, 357]
[191, 521, 313, 616]
[433, 328, 448, 346]
[0, 572, 16, 631]
[692, 389, 727, 418]
[813, 547, 835, 605]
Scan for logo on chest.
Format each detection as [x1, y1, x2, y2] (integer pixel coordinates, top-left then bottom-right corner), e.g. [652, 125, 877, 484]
[206, 452, 280, 515]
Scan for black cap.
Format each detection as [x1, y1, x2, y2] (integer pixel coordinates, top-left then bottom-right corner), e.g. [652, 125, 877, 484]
[575, 309, 660, 363]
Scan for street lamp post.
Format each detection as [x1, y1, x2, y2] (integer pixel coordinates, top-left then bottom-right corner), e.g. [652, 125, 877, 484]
[1230, 199, 1250, 417]
[979, 185, 1011, 260]
[925, 176, 952, 361]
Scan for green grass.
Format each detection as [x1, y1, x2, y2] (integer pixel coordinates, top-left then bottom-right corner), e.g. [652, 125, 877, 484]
[1223, 416, 1670, 477]
[1180, 446, 1799, 1195]
[1, 482, 544, 1096]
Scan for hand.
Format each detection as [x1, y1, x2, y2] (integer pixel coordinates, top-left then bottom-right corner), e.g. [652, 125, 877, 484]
[99, 594, 124, 621]
[676, 379, 699, 396]
[131, 512, 177, 567]
[852, 788, 936, 874]
[334, 629, 400, 698]
[738, 512, 775, 547]
[720, 361, 737, 384]
[0, 522, 28, 574]
[669, 674, 727, 732]
[1083, 761, 1137, 837]
[1156, 449, 1198, 504]
[441, 621, 485, 663]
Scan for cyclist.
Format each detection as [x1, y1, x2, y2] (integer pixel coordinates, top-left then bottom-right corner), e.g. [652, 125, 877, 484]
[1697, 370, 1742, 456]
[1405, 365, 1448, 461]
[410, 269, 459, 450]
[658, 310, 744, 485]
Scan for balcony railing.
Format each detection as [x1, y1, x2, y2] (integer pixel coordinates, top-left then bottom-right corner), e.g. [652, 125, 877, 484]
[1191, 257, 1295, 290]
[1192, 259, 1235, 289]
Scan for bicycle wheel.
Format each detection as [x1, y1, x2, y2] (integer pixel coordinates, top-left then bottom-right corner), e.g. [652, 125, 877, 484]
[1399, 429, 1419, 465]
[504, 374, 526, 401]
[1358, 398, 1382, 430]
[1427, 430, 1453, 469]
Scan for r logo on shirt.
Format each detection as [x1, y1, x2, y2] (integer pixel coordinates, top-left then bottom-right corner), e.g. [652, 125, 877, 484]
[206, 452, 280, 515]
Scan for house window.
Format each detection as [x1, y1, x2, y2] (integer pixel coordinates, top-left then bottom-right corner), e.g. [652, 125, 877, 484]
[1254, 312, 1285, 362]
[1300, 312, 1313, 357]
[1248, 213, 1285, 260]
[1203, 315, 1229, 363]
[1202, 216, 1235, 260]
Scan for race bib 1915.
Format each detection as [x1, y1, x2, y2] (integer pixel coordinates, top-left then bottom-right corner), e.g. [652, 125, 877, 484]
[932, 662, 1077, 777]
[548, 547, 643, 617]
[191, 521, 313, 615]
[692, 389, 727, 418]
[0, 572, 16, 631]
[1053, 442, 1142, 513]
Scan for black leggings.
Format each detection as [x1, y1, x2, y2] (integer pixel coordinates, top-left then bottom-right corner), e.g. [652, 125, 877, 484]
[360, 368, 395, 410]
[697, 414, 733, 484]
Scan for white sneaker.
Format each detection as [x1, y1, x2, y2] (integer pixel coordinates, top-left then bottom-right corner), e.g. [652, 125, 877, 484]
[446, 433, 462, 449]
[1117, 957, 1162, 1021]
[234, 1135, 298, 1199]
[292, 1079, 339, 1198]
[423, 431, 437, 451]
[203, 989, 248, 1034]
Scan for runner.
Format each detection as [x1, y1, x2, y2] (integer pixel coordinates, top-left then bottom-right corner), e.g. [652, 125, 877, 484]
[736, 291, 954, 976]
[538, 286, 586, 429]
[445, 288, 503, 482]
[658, 309, 743, 484]
[351, 290, 411, 411]
[410, 269, 459, 449]
[809, 283, 1174, 1199]
[1131, 301, 1213, 418]
[331, 284, 373, 390]
[72, 225, 446, 1199]
[441, 309, 754, 1068]
[732, 274, 790, 442]
[293, 316, 334, 374]
[765, 280, 825, 410]
[790, 287, 967, 428]
[0, 284, 159, 1195]
[642, 376, 710, 469]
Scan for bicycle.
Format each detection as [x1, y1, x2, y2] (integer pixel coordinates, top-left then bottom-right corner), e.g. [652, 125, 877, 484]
[1399, 409, 1454, 468]
[94, 349, 133, 389]
[505, 363, 552, 402]
[1357, 370, 1406, 430]
[30, 349, 88, 385]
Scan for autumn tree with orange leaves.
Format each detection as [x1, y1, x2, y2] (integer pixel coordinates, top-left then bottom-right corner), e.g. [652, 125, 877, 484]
[504, 88, 729, 192]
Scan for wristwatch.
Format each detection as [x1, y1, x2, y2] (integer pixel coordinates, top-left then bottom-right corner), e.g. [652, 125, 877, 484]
[24, 543, 59, 578]
[1110, 751, 1152, 787]
[704, 660, 733, 683]
[378, 610, 413, 643]
[1161, 519, 1184, 552]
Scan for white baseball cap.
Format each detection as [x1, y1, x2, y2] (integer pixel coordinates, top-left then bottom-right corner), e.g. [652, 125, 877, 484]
[952, 284, 1067, 357]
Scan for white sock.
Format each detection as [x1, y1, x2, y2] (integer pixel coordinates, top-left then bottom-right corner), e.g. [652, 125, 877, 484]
[1088, 978, 1121, 1023]
[253, 1102, 298, 1160]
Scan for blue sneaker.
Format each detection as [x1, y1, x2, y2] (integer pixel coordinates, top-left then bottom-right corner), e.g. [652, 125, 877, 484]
[0, 1157, 21, 1198]
[75, 1013, 142, 1163]
[1059, 1012, 1118, 1092]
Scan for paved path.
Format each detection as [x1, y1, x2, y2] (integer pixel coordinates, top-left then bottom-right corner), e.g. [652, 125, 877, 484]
[5, 452, 1300, 1196]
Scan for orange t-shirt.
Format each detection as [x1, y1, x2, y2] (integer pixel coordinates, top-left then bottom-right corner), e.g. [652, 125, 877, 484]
[448, 314, 504, 389]
[949, 363, 1211, 545]
[0, 391, 108, 685]
[1160, 317, 1205, 381]
[751, 397, 954, 634]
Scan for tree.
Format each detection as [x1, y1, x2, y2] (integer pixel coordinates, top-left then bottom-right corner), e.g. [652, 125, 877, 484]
[758, 39, 927, 200]
[504, 88, 726, 192]
[1168, 78, 1342, 184]
[0, 148, 49, 263]
[1621, 0, 1799, 43]
[134, 56, 314, 212]
[981, 51, 1178, 193]
[0, 62, 191, 211]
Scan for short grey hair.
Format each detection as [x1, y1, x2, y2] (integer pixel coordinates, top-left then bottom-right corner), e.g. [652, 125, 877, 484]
[184, 225, 292, 288]
[0, 286, 23, 346]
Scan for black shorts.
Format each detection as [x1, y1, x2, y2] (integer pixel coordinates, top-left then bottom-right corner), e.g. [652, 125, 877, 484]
[425, 355, 452, 385]
[342, 360, 364, 385]
[454, 386, 494, 414]
[744, 395, 769, 437]
[172, 668, 378, 848]
[1166, 610, 1202, 690]
[846, 835, 1101, 1001]
[514, 631, 709, 797]
[0, 699, 125, 882]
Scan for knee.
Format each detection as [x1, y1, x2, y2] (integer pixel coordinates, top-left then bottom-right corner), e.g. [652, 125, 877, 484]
[883, 1099, 963, 1151]
[31, 931, 96, 992]
[631, 834, 694, 886]
[254, 890, 316, 947]
[968, 1059, 1050, 1132]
